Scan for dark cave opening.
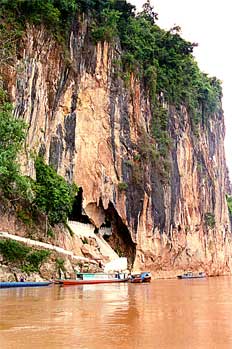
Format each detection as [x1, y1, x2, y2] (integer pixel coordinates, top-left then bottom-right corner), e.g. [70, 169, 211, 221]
[103, 202, 136, 270]
[69, 187, 92, 224]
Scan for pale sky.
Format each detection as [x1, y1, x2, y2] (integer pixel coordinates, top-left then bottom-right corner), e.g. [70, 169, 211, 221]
[129, 0, 232, 178]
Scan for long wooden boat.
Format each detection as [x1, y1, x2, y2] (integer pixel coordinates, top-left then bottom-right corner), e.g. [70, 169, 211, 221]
[177, 272, 206, 279]
[0, 281, 52, 288]
[60, 278, 129, 286]
[57, 272, 129, 286]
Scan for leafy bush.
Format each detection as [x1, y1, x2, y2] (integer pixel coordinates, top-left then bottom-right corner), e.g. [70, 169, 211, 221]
[91, 8, 121, 42]
[0, 0, 78, 42]
[26, 250, 50, 272]
[0, 239, 50, 273]
[0, 87, 31, 198]
[34, 157, 78, 225]
[0, 239, 30, 264]
[17, 209, 33, 226]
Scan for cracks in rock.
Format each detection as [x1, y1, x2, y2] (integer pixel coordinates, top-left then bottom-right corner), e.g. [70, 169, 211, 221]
[51, 67, 70, 119]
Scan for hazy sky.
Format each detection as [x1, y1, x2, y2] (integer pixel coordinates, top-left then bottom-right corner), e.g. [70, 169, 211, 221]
[129, 0, 232, 178]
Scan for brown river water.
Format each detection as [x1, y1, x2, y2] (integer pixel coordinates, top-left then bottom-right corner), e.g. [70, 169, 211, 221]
[1, 276, 232, 348]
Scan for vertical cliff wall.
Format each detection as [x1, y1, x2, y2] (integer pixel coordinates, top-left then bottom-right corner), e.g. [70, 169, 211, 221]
[4, 18, 232, 276]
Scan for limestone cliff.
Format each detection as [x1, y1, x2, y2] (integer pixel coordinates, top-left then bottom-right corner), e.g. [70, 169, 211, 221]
[2, 18, 232, 277]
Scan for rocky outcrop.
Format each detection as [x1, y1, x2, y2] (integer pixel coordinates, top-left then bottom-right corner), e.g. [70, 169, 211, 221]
[3, 19, 232, 277]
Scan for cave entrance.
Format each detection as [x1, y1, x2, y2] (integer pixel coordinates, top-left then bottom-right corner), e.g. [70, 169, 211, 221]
[69, 192, 136, 270]
[69, 187, 92, 224]
[101, 202, 136, 271]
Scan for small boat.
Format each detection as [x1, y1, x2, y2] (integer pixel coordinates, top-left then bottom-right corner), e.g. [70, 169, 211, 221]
[130, 272, 151, 283]
[177, 271, 206, 279]
[0, 281, 52, 288]
[57, 272, 129, 286]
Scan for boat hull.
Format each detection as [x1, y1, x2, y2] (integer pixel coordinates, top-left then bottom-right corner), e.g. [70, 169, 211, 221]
[130, 277, 143, 283]
[130, 272, 151, 283]
[177, 272, 206, 279]
[177, 275, 205, 279]
[59, 278, 129, 286]
[0, 281, 52, 288]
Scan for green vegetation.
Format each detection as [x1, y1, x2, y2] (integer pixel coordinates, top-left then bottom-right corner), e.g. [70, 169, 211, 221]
[226, 195, 232, 216]
[81, 237, 88, 245]
[0, 0, 78, 43]
[0, 239, 29, 264]
[34, 157, 78, 226]
[55, 257, 65, 271]
[22, 249, 50, 273]
[0, 84, 78, 228]
[204, 212, 216, 229]
[78, 0, 221, 163]
[91, 8, 121, 43]
[0, 239, 50, 273]
[17, 209, 33, 227]
[1, 0, 221, 119]
[83, 1, 221, 116]
[0, 0, 222, 196]
[0, 88, 31, 199]
[47, 227, 55, 238]
[118, 182, 128, 191]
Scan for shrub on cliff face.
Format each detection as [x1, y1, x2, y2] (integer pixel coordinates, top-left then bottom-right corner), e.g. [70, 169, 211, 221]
[24, 249, 50, 272]
[226, 195, 232, 216]
[118, 182, 128, 191]
[34, 157, 78, 225]
[0, 239, 30, 264]
[0, 87, 31, 199]
[0, 87, 78, 227]
[0, 239, 50, 273]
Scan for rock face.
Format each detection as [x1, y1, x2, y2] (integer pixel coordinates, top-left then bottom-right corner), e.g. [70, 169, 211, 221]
[4, 20, 232, 276]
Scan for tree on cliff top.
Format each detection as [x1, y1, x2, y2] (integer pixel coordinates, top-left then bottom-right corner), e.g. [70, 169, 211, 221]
[140, 0, 158, 24]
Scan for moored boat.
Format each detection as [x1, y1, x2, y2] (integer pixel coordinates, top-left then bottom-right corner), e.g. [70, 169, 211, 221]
[130, 272, 151, 283]
[0, 281, 52, 288]
[57, 272, 129, 286]
[177, 271, 206, 279]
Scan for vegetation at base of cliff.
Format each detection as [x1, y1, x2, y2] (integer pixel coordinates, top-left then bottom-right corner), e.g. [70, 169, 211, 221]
[0, 239, 50, 273]
[0, 86, 78, 228]
[34, 157, 78, 226]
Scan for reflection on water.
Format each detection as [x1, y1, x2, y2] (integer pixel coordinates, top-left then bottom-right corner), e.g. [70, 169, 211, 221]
[1, 277, 232, 348]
